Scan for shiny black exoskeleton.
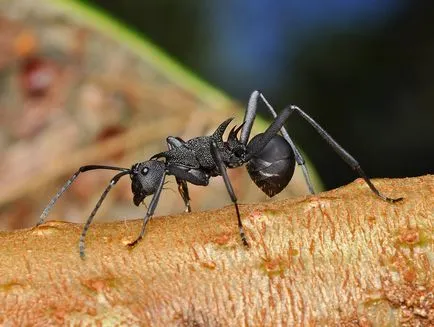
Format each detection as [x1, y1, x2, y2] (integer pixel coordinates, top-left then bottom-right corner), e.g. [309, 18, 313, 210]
[37, 91, 402, 258]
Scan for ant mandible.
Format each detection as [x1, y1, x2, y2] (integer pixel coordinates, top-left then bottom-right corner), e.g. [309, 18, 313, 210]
[37, 91, 403, 258]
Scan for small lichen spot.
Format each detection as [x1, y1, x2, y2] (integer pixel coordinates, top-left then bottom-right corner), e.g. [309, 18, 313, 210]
[260, 257, 287, 277]
[397, 228, 428, 248]
[200, 261, 216, 270]
[213, 233, 231, 246]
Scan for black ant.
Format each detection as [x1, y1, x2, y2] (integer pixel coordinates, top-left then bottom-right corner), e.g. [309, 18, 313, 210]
[37, 91, 403, 258]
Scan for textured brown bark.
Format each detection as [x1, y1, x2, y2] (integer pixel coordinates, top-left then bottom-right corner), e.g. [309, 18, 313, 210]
[0, 175, 433, 326]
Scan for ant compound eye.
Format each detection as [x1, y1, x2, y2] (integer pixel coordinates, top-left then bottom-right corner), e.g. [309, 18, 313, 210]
[142, 167, 149, 175]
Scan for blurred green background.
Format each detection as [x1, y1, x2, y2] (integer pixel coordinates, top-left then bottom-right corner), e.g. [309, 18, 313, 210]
[82, 0, 434, 189]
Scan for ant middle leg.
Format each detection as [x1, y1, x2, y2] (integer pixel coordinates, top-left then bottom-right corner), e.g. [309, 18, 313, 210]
[177, 178, 191, 213]
[166, 137, 192, 213]
[210, 141, 249, 247]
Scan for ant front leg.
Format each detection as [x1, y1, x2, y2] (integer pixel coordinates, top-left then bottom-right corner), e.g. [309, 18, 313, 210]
[240, 90, 315, 194]
[127, 171, 166, 248]
[210, 141, 249, 247]
[79, 170, 130, 258]
[38, 165, 129, 226]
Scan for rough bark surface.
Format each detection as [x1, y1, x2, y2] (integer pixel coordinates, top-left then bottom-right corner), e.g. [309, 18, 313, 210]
[0, 175, 433, 326]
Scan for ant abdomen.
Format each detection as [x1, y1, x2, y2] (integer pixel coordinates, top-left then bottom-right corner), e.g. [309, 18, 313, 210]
[246, 134, 295, 197]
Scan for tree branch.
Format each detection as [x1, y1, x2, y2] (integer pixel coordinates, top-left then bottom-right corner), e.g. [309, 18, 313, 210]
[1, 175, 433, 326]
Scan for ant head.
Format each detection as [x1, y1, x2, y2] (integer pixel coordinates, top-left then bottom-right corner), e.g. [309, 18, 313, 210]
[130, 160, 165, 206]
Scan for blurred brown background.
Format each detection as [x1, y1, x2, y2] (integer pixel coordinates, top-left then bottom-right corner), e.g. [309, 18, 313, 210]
[0, 0, 314, 231]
